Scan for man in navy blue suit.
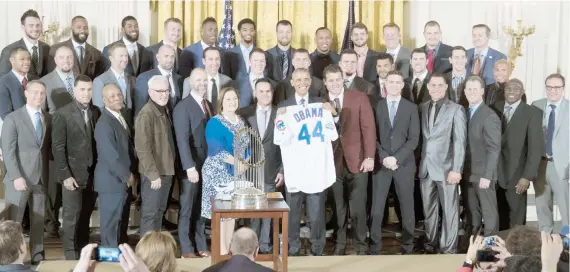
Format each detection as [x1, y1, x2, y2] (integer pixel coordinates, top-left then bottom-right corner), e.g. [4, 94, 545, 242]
[102, 16, 145, 77]
[466, 24, 507, 85]
[222, 18, 256, 80]
[179, 17, 219, 78]
[0, 48, 39, 121]
[237, 48, 276, 108]
[94, 84, 136, 247]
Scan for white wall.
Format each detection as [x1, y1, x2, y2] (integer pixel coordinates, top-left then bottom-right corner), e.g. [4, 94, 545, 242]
[0, 0, 152, 50]
[404, 1, 570, 101]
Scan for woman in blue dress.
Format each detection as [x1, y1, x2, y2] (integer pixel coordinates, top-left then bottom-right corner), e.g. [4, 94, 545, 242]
[201, 87, 247, 254]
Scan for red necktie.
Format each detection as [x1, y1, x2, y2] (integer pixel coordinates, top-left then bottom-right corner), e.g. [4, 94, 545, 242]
[427, 49, 435, 73]
[22, 77, 27, 90]
[381, 82, 387, 98]
[201, 99, 210, 119]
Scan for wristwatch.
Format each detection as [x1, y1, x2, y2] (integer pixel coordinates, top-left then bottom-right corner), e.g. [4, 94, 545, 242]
[463, 258, 473, 268]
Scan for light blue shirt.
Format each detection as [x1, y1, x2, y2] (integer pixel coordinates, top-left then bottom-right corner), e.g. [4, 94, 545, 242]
[474, 47, 489, 63]
[240, 44, 254, 72]
[543, 100, 562, 128]
[469, 101, 483, 118]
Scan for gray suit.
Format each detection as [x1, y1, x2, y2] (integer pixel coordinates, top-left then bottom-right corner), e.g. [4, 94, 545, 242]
[533, 98, 570, 233]
[349, 76, 375, 96]
[1, 106, 51, 263]
[92, 69, 135, 123]
[388, 47, 411, 80]
[40, 70, 77, 114]
[419, 99, 466, 253]
[463, 103, 501, 235]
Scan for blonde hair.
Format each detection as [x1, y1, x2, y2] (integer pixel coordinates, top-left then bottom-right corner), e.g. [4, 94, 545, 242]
[135, 231, 178, 272]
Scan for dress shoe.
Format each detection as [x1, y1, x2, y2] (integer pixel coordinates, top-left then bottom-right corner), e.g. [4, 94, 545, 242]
[308, 251, 323, 256]
[182, 253, 201, 258]
[162, 219, 178, 231]
[198, 251, 211, 257]
[331, 248, 345, 256]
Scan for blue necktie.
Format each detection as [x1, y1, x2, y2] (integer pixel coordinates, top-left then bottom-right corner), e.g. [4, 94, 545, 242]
[469, 107, 474, 120]
[118, 76, 127, 98]
[389, 101, 396, 127]
[299, 98, 305, 105]
[34, 112, 42, 145]
[546, 104, 556, 156]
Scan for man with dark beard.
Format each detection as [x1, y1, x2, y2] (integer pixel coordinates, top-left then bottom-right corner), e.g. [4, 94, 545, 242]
[47, 16, 104, 80]
[266, 20, 294, 82]
[222, 18, 256, 80]
[0, 9, 51, 78]
[102, 16, 145, 77]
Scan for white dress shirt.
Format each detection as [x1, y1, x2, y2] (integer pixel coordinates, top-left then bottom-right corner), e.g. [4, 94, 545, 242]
[22, 37, 39, 57]
[190, 91, 206, 114]
[11, 70, 27, 85]
[106, 107, 127, 129]
[295, 94, 309, 105]
[157, 66, 176, 97]
[71, 39, 86, 61]
[201, 40, 211, 50]
[412, 69, 428, 84]
[207, 73, 220, 102]
[386, 44, 401, 61]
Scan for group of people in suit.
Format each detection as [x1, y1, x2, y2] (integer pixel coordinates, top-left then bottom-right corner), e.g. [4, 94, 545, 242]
[0, 8, 567, 264]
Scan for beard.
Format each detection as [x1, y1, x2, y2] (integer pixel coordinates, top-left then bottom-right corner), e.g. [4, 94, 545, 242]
[72, 31, 89, 44]
[124, 32, 139, 43]
[278, 39, 290, 47]
[25, 31, 40, 41]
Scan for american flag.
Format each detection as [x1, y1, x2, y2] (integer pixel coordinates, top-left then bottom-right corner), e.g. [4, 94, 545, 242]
[218, 0, 236, 49]
[341, 0, 355, 50]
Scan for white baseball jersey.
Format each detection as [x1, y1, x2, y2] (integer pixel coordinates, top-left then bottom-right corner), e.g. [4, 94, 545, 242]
[273, 103, 338, 194]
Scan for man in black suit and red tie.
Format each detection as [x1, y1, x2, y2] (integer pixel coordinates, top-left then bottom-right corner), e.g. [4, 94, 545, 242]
[102, 16, 145, 77]
[370, 70, 420, 255]
[417, 21, 452, 74]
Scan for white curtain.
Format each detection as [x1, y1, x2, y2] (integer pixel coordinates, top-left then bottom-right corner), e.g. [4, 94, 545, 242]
[0, 1, 152, 50]
[404, 1, 570, 102]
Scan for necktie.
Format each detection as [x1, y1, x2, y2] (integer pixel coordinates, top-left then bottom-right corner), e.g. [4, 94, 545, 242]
[333, 97, 341, 114]
[389, 100, 397, 127]
[381, 82, 387, 98]
[468, 107, 474, 120]
[472, 54, 481, 75]
[343, 79, 350, 89]
[252, 78, 259, 98]
[201, 98, 210, 119]
[66, 76, 74, 95]
[118, 75, 127, 99]
[34, 112, 42, 145]
[414, 78, 422, 100]
[299, 98, 305, 105]
[503, 105, 512, 123]
[77, 46, 84, 65]
[427, 49, 435, 73]
[211, 78, 218, 104]
[282, 52, 289, 80]
[118, 114, 128, 130]
[428, 103, 436, 130]
[129, 44, 138, 72]
[22, 77, 27, 90]
[545, 104, 556, 156]
[258, 109, 267, 137]
[82, 109, 89, 124]
[31, 46, 39, 74]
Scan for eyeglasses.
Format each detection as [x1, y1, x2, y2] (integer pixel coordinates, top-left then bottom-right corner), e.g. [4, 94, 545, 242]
[546, 85, 564, 91]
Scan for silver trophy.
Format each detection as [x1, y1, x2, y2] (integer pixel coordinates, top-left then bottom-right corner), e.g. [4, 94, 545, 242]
[231, 127, 268, 209]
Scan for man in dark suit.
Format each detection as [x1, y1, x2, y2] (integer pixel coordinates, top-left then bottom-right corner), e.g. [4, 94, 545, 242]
[2, 80, 51, 265]
[0, 48, 39, 120]
[373, 52, 407, 102]
[370, 70, 420, 255]
[266, 20, 294, 82]
[94, 84, 136, 247]
[274, 48, 326, 105]
[222, 18, 256, 80]
[382, 23, 411, 80]
[404, 48, 432, 104]
[202, 228, 273, 272]
[0, 220, 36, 271]
[134, 75, 176, 236]
[0, 10, 50, 78]
[350, 23, 378, 84]
[322, 65, 376, 255]
[236, 79, 283, 254]
[466, 24, 507, 85]
[179, 17, 219, 78]
[445, 46, 469, 107]
[102, 16, 145, 77]
[236, 48, 277, 108]
[339, 49, 374, 95]
[492, 79, 543, 229]
[484, 60, 526, 105]
[462, 75, 501, 236]
[47, 16, 104, 80]
[93, 43, 136, 124]
[51, 75, 100, 260]
[418, 21, 453, 74]
[135, 44, 183, 116]
[310, 27, 340, 80]
[174, 68, 212, 258]
[140, 18, 182, 74]
[419, 73, 467, 254]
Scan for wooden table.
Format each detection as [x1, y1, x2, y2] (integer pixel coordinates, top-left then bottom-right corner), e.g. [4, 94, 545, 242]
[211, 197, 290, 272]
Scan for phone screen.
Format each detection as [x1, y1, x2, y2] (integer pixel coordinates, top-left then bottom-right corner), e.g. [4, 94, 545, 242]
[96, 247, 121, 262]
[476, 249, 499, 263]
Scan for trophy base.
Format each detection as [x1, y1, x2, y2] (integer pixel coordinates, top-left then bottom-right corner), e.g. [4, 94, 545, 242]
[231, 193, 268, 209]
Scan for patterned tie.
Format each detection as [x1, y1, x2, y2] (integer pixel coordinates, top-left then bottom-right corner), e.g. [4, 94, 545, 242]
[31, 46, 39, 74]
[299, 98, 305, 105]
[66, 76, 74, 95]
[545, 104, 556, 156]
[76, 46, 84, 66]
[427, 49, 435, 73]
[343, 79, 350, 89]
[22, 77, 27, 90]
[282, 52, 289, 80]
[504, 105, 512, 123]
[389, 100, 397, 127]
[34, 112, 42, 145]
[472, 54, 481, 75]
[258, 109, 267, 137]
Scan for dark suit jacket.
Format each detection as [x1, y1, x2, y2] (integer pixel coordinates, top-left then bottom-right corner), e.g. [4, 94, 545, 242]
[348, 76, 375, 96]
[202, 255, 274, 272]
[0, 72, 39, 119]
[93, 108, 136, 193]
[277, 95, 325, 108]
[328, 91, 376, 175]
[484, 83, 527, 106]
[359, 49, 379, 84]
[102, 39, 146, 77]
[464, 103, 501, 182]
[173, 95, 211, 172]
[265, 45, 294, 82]
[222, 44, 251, 80]
[134, 68, 183, 116]
[444, 72, 468, 107]
[0, 264, 35, 272]
[404, 73, 431, 105]
[139, 41, 182, 75]
[371, 79, 411, 104]
[0, 39, 51, 78]
[274, 75, 326, 105]
[236, 75, 277, 108]
[309, 50, 340, 80]
[179, 41, 226, 78]
[52, 102, 100, 187]
[491, 101, 544, 188]
[375, 98, 420, 168]
[47, 39, 105, 79]
[418, 43, 453, 74]
[387, 46, 411, 80]
[237, 105, 283, 183]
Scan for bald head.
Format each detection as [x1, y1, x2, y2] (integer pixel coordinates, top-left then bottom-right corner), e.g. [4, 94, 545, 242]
[156, 44, 176, 71]
[102, 84, 124, 112]
[54, 46, 74, 73]
[189, 68, 208, 97]
[229, 228, 258, 257]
